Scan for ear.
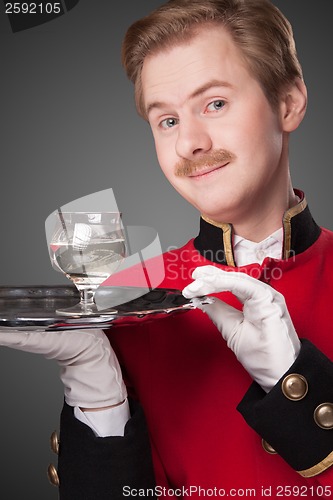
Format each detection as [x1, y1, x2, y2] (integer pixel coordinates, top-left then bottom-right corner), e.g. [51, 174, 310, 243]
[280, 77, 307, 132]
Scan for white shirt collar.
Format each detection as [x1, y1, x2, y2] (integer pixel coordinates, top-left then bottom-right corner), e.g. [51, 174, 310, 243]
[233, 227, 283, 266]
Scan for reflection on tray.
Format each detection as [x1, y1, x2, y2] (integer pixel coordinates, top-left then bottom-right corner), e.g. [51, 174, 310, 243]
[0, 286, 213, 330]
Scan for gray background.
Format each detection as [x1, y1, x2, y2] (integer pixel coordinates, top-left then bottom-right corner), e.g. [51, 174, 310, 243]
[0, 1, 332, 497]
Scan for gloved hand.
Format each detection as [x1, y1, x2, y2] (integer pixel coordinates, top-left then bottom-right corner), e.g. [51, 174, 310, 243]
[0, 327, 126, 408]
[183, 265, 301, 392]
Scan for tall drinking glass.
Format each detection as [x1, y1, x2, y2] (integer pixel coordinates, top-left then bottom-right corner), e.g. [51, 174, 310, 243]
[49, 211, 126, 316]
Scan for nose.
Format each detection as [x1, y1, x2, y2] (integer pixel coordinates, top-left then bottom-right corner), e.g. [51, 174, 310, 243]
[175, 116, 212, 160]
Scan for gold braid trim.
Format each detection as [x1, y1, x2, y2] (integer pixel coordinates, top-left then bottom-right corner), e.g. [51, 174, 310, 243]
[201, 216, 235, 266]
[282, 195, 308, 260]
[297, 450, 333, 477]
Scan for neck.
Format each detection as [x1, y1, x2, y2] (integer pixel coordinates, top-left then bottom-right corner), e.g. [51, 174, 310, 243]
[232, 182, 298, 242]
[195, 189, 321, 266]
[200, 138, 301, 242]
[207, 146, 298, 242]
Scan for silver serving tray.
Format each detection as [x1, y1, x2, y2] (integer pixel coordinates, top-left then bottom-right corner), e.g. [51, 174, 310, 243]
[0, 285, 210, 331]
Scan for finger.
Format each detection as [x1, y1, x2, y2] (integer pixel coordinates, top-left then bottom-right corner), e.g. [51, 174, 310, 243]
[197, 298, 244, 341]
[182, 278, 218, 298]
[191, 265, 219, 278]
[0, 328, 107, 358]
[0, 329, 63, 356]
[190, 266, 276, 304]
[0, 329, 36, 348]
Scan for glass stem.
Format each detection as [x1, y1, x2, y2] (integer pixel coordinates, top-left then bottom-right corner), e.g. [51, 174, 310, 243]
[79, 288, 95, 305]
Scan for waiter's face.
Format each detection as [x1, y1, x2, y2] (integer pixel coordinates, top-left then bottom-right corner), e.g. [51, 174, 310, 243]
[141, 25, 293, 224]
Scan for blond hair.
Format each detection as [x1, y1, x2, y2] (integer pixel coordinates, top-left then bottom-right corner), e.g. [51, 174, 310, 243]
[122, 0, 303, 118]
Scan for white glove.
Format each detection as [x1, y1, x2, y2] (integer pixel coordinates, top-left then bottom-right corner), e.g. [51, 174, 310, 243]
[0, 327, 126, 408]
[183, 266, 301, 392]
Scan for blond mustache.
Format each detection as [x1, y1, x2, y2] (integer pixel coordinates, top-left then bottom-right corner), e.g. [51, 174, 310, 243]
[175, 149, 236, 177]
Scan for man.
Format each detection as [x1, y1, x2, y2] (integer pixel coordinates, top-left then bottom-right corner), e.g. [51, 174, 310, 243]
[1, 0, 333, 498]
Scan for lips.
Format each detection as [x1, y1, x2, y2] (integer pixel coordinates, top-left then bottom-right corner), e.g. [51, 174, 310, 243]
[188, 162, 229, 178]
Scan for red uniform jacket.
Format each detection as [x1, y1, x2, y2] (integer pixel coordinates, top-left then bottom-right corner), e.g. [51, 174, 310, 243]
[58, 191, 333, 498]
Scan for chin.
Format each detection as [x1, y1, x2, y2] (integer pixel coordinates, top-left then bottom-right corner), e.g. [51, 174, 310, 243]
[195, 200, 238, 223]
[196, 189, 254, 223]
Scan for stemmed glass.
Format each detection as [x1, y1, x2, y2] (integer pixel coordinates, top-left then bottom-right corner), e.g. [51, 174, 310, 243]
[48, 211, 126, 316]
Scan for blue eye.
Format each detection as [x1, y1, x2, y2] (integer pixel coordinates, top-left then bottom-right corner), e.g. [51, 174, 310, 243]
[160, 117, 179, 129]
[207, 100, 225, 112]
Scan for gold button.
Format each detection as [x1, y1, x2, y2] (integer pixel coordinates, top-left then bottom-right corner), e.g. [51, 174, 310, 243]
[262, 439, 277, 454]
[314, 403, 333, 430]
[281, 374, 308, 401]
[50, 430, 59, 455]
[47, 464, 59, 487]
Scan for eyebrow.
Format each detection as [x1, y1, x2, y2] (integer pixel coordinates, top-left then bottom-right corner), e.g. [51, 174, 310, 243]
[146, 79, 234, 117]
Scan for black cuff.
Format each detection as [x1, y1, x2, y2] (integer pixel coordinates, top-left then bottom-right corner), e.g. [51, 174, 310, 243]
[58, 398, 156, 499]
[237, 339, 333, 477]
